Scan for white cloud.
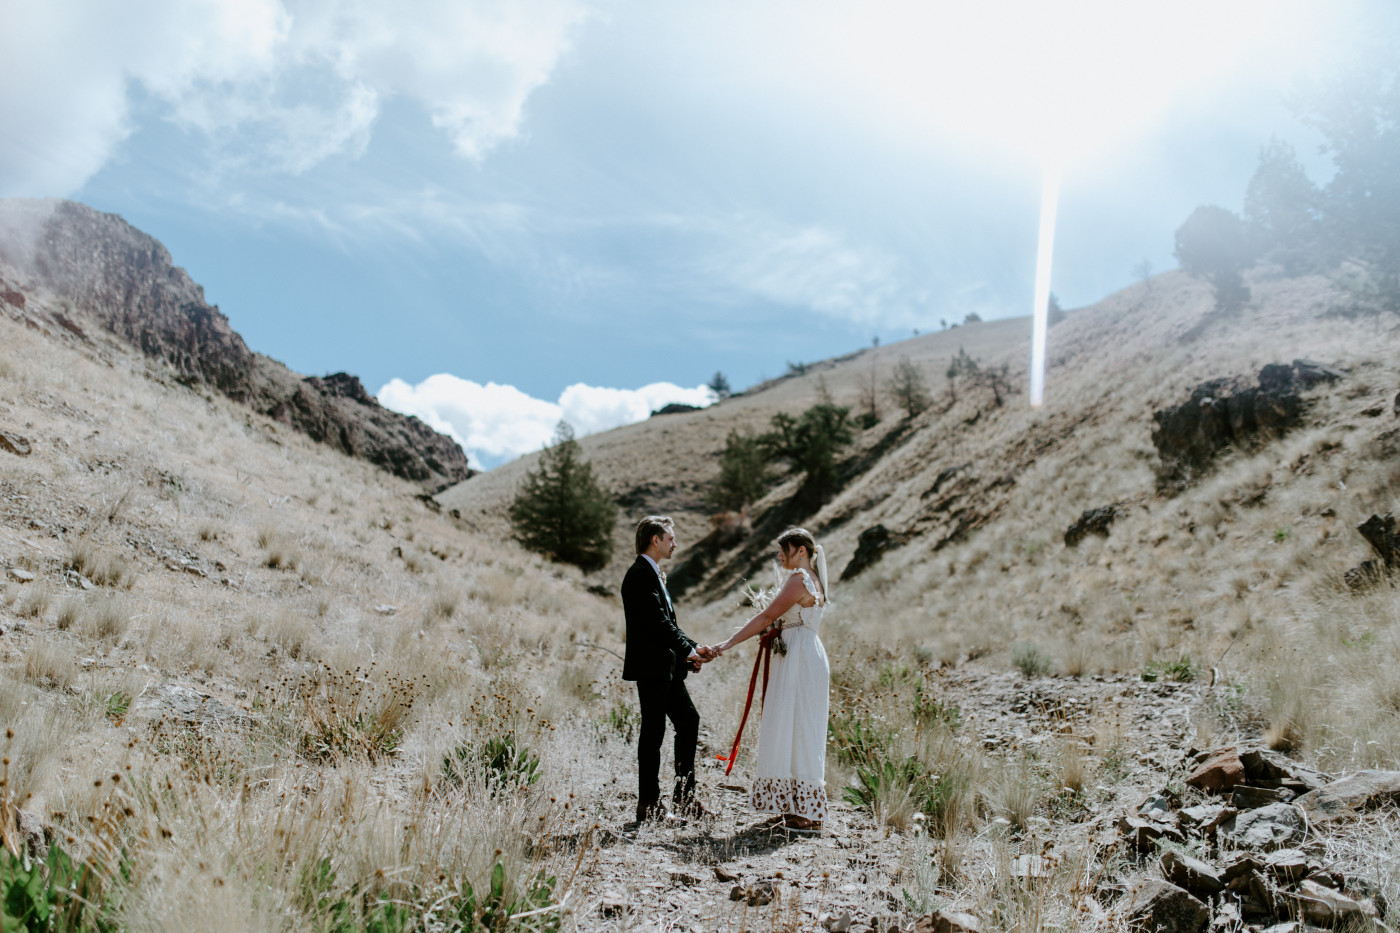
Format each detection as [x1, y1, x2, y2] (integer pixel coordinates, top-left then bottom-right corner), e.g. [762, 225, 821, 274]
[691, 215, 921, 328]
[377, 373, 714, 469]
[0, 0, 594, 196]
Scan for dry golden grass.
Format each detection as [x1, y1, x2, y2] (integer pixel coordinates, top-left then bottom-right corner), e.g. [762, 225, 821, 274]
[0, 305, 624, 929]
[6, 258, 1400, 929]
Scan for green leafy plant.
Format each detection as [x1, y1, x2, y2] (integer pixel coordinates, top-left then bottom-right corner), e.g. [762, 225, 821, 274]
[441, 735, 541, 794]
[0, 843, 117, 932]
[306, 857, 558, 932]
[1142, 655, 1197, 683]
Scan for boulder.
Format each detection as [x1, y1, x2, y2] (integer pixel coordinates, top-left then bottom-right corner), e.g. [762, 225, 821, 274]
[6, 567, 35, 582]
[1221, 803, 1304, 850]
[1064, 503, 1125, 547]
[1262, 849, 1311, 884]
[1347, 514, 1400, 587]
[1186, 747, 1247, 793]
[1160, 850, 1224, 897]
[1119, 879, 1209, 933]
[1293, 769, 1400, 825]
[1179, 803, 1235, 837]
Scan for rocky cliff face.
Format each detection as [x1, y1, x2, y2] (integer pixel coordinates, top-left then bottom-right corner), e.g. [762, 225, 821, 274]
[0, 199, 472, 492]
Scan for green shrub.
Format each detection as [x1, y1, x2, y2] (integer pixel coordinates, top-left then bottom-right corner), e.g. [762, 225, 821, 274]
[1142, 655, 1197, 683]
[1012, 643, 1054, 678]
[442, 734, 541, 794]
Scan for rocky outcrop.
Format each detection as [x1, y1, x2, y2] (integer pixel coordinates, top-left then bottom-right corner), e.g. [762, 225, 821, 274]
[840, 524, 909, 580]
[1345, 512, 1400, 589]
[0, 199, 472, 492]
[262, 370, 468, 490]
[1151, 360, 1340, 491]
[0, 199, 259, 399]
[1063, 502, 1124, 547]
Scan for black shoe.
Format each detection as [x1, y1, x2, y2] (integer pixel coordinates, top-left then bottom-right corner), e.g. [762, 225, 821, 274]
[673, 796, 714, 819]
[636, 800, 667, 823]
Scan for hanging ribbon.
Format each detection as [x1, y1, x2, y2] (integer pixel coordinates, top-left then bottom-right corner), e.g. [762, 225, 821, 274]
[715, 626, 779, 775]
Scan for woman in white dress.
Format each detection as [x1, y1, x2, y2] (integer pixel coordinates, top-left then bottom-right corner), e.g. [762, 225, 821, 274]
[706, 527, 831, 831]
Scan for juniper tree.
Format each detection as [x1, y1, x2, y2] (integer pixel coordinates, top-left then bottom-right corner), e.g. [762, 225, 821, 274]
[508, 422, 616, 571]
[709, 429, 770, 513]
[1174, 205, 1255, 313]
[886, 356, 931, 419]
[762, 403, 854, 511]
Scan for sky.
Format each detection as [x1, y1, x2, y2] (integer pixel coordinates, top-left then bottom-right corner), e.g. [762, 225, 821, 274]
[1, 0, 1391, 468]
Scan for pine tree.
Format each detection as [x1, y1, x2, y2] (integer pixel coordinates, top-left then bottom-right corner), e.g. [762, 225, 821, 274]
[508, 422, 616, 571]
[708, 429, 770, 513]
[886, 357, 931, 419]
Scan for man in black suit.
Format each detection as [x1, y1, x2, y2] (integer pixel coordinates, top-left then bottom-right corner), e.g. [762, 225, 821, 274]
[622, 515, 713, 822]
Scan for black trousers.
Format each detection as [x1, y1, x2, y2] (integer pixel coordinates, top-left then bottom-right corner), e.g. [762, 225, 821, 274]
[635, 676, 700, 807]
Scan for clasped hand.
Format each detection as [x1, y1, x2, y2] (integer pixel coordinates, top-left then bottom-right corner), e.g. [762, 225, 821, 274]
[686, 645, 722, 671]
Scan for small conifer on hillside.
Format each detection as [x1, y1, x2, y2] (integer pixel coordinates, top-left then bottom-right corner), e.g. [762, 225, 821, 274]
[508, 422, 616, 571]
[709, 429, 770, 513]
[762, 403, 854, 510]
[886, 356, 931, 419]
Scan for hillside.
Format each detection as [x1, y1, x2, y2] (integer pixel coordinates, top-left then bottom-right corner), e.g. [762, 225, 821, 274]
[0, 198, 472, 493]
[1, 203, 1399, 931]
[439, 315, 1028, 589]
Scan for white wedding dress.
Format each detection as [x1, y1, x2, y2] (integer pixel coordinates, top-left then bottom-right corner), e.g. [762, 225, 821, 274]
[750, 567, 830, 821]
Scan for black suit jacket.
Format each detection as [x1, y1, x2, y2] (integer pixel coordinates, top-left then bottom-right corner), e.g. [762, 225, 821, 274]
[621, 556, 697, 682]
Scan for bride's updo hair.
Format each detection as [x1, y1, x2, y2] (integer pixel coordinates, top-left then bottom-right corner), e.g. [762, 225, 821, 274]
[776, 527, 817, 560]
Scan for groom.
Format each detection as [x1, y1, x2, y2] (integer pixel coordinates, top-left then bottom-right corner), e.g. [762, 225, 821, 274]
[622, 515, 713, 822]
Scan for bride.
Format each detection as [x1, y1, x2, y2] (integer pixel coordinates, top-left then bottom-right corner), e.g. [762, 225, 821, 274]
[706, 527, 830, 831]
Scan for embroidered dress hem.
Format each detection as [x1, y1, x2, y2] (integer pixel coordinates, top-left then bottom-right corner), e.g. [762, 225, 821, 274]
[750, 776, 827, 820]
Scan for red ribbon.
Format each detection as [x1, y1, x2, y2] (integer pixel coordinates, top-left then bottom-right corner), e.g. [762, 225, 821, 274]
[716, 627, 778, 775]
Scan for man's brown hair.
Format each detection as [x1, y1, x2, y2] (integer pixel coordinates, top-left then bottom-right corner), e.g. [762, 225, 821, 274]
[635, 515, 674, 556]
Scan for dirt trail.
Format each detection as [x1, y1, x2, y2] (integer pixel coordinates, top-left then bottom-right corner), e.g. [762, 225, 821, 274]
[570, 670, 1206, 932]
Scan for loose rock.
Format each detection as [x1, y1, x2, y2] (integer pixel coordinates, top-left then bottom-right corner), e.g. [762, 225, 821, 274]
[7, 567, 35, 582]
[1119, 879, 1209, 933]
[1064, 503, 1124, 547]
[1186, 747, 1246, 793]
[1160, 850, 1224, 897]
[1221, 803, 1304, 851]
[1292, 879, 1374, 926]
[1293, 769, 1400, 824]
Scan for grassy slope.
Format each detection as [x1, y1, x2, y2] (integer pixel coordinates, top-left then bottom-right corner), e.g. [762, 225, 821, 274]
[445, 266, 1400, 770]
[4, 257, 1400, 929]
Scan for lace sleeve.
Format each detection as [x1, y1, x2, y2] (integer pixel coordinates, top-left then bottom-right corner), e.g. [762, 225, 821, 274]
[792, 568, 821, 603]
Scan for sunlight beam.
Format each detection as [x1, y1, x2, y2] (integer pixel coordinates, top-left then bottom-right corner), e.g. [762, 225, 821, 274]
[1029, 162, 1060, 408]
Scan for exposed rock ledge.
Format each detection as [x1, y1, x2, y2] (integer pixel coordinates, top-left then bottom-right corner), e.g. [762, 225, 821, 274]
[0, 199, 471, 492]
